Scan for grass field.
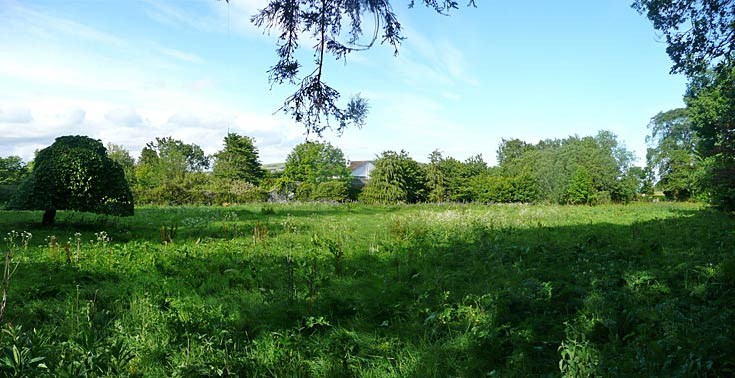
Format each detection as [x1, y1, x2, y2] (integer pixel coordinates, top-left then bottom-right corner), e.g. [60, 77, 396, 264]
[0, 202, 733, 377]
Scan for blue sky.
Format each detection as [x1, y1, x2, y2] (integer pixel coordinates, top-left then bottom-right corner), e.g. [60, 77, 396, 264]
[0, 0, 687, 165]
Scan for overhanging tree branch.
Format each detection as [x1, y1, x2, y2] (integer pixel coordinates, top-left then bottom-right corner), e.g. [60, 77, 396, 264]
[226, 0, 474, 136]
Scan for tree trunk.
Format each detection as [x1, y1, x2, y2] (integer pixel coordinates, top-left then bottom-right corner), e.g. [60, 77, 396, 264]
[42, 208, 56, 226]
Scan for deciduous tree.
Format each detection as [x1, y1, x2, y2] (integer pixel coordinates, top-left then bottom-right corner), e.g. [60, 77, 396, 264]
[686, 68, 735, 209]
[495, 131, 636, 204]
[645, 108, 702, 200]
[136, 137, 210, 189]
[8, 136, 133, 225]
[360, 150, 426, 203]
[425, 151, 487, 202]
[213, 133, 265, 184]
[107, 143, 136, 187]
[635, 0, 735, 209]
[0, 156, 27, 185]
[632, 0, 735, 76]
[283, 141, 350, 184]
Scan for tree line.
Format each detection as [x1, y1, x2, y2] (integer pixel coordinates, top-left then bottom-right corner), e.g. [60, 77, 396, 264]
[361, 130, 646, 205]
[0, 125, 691, 224]
[2, 1, 732, 221]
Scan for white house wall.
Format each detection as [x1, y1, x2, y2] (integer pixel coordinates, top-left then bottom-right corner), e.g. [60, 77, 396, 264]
[351, 162, 375, 179]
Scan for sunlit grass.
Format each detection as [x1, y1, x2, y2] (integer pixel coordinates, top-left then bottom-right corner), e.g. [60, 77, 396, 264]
[0, 201, 732, 376]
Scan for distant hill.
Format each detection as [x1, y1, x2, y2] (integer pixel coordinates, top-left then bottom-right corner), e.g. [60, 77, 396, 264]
[263, 162, 285, 173]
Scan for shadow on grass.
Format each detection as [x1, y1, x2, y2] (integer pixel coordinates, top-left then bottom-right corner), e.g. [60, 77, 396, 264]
[2, 206, 734, 376]
[308, 208, 735, 376]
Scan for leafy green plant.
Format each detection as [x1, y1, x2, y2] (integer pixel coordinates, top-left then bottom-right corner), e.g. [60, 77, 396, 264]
[565, 168, 595, 205]
[360, 150, 427, 204]
[312, 181, 349, 202]
[0, 325, 47, 377]
[312, 233, 344, 275]
[559, 335, 599, 377]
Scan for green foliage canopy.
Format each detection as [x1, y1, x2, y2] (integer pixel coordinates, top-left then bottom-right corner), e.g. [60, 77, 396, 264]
[564, 167, 595, 205]
[361, 150, 427, 204]
[135, 137, 210, 189]
[645, 108, 703, 200]
[635, 0, 735, 210]
[686, 68, 735, 210]
[497, 139, 534, 166]
[8, 136, 133, 222]
[283, 141, 350, 185]
[632, 0, 735, 76]
[495, 131, 636, 204]
[426, 150, 488, 202]
[281, 141, 351, 202]
[0, 155, 28, 185]
[213, 133, 265, 184]
[469, 170, 538, 204]
[107, 143, 137, 188]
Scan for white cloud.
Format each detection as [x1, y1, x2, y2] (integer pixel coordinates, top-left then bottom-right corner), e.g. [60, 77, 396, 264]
[317, 90, 493, 163]
[0, 60, 135, 92]
[143, 1, 220, 32]
[436, 40, 479, 87]
[0, 105, 32, 123]
[0, 0, 125, 47]
[190, 78, 216, 90]
[141, 0, 302, 39]
[59, 107, 86, 128]
[394, 26, 479, 88]
[166, 113, 235, 131]
[0, 93, 308, 164]
[0, 2, 216, 99]
[142, 0, 267, 37]
[157, 46, 205, 64]
[105, 107, 145, 127]
[0, 1, 484, 165]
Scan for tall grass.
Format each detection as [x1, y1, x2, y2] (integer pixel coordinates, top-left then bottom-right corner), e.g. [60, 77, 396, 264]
[0, 202, 732, 376]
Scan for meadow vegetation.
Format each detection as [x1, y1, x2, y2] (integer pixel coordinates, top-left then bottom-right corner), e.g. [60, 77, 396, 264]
[1, 2, 734, 376]
[1, 202, 733, 376]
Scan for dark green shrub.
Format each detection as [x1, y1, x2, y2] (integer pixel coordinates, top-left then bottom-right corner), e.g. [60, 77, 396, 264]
[142, 181, 191, 205]
[564, 168, 594, 205]
[591, 190, 612, 205]
[295, 182, 314, 201]
[209, 179, 268, 204]
[359, 181, 405, 204]
[471, 175, 513, 203]
[470, 174, 537, 203]
[0, 185, 16, 207]
[135, 177, 269, 205]
[510, 174, 539, 202]
[312, 181, 349, 202]
[360, 151, 427, 204]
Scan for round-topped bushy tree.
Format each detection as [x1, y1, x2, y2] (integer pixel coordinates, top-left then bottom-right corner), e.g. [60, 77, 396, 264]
[9, 135, 134, 225]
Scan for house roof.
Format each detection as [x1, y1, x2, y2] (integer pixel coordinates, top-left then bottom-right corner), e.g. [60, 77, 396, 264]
[349, 160, 374, 171]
